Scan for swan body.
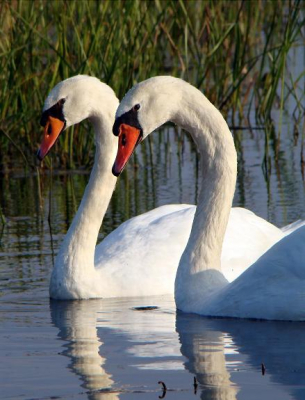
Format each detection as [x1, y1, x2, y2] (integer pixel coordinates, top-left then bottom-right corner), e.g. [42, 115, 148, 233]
[113, 76, 305, 320]
[40, 76, 192, 299]
[40, 76, 198, 299]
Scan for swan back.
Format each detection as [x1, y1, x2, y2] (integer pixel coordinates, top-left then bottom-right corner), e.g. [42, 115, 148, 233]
[205, 226, 305, 320]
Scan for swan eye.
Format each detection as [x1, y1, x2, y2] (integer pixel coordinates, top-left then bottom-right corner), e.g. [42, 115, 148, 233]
[133, 104, 140, 111]
[59, 98, 66, 106]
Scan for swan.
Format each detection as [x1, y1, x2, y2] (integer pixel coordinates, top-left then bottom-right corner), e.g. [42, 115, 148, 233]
[112, 76, 305, 320]
[38, 75, 197, 299]
[39, 75, 301, 300]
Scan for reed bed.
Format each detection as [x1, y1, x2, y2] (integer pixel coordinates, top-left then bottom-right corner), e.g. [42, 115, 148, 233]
[0, 0, 304, 171]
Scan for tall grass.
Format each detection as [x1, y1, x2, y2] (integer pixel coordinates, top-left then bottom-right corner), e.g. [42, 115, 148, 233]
[0, 0, 304, 170]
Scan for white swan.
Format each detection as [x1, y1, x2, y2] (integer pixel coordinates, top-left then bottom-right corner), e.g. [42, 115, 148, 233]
[112, 76, 305, 320]
[38, 76, 194, 299]
[38, 76, 195, 299]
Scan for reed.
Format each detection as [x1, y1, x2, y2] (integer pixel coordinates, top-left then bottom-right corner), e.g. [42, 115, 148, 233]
[0, 0, 303, 170]
[0, 205, 5, 226]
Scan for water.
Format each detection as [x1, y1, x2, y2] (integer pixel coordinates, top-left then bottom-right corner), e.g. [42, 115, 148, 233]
[1, 119, 305, 399]
[2, 292, 305, 399]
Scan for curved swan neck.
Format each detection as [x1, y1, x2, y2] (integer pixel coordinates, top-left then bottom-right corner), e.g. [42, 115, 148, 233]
[53, 89, 118, 291]
[174, 87, 237, 269]
[118, 76, 236, 280]
[169, 81, 237, 303]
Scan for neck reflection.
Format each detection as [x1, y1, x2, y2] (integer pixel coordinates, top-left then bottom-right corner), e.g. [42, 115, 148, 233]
[50, 299, 118, 400]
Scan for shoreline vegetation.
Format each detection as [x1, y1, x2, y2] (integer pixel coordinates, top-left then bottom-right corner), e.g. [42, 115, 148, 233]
[0, 0, 304, 172]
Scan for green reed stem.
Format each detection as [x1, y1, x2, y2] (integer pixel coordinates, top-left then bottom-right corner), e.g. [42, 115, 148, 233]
[0, 0, 303, 170]
[0, 205, 6, 226]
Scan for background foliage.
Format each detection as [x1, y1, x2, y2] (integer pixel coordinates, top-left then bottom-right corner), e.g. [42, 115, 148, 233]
[0, 0, 304, 170]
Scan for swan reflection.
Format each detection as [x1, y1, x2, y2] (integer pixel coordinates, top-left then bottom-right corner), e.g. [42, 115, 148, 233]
[50, 299, 118, 400]
[176, 313, 305, 400]
[50, 296, 305, 399]
[176, 313, 238, 400]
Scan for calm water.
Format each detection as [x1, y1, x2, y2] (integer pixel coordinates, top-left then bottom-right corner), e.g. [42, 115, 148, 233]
[2, 291, 305, 400]
[1, 115, 305, 399]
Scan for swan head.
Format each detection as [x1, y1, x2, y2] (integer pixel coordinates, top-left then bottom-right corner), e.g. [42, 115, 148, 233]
[112, 76, 182, 176]
[37, 75, 118, 160]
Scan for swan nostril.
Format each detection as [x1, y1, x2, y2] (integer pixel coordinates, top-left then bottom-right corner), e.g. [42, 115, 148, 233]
[47, 124, 52, 135]
[122, 133, 127, 147]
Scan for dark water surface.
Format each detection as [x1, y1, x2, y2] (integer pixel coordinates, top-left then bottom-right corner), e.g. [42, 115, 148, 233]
[1, 118, 305, 399]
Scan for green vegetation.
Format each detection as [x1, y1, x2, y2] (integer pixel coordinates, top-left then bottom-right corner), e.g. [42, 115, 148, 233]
[0, 0, 304, 170]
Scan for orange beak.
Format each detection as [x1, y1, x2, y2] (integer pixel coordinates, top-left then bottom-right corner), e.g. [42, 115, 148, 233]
[112, 124, 142, 176]
[37, 116, 65, 160]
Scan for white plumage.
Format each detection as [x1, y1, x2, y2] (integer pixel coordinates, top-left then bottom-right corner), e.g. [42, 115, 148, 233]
[115, 76, 305, 320]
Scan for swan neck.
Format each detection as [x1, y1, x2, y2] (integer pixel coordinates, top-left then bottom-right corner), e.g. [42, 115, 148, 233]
[173, 86, 237, 304]
[53, 111, 117, 285]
